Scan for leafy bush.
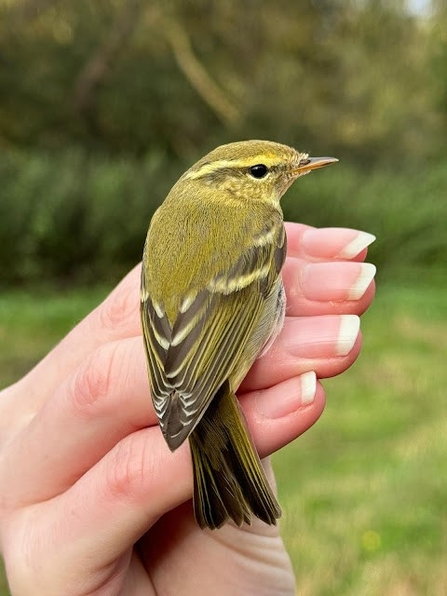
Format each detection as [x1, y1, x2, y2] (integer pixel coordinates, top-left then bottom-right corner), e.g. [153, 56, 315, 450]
[1, 148, 446, 286]
[0, 149, 176, 284]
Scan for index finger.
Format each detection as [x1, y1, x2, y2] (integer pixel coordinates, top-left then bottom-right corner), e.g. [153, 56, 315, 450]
[13, 264, 143, 413]
[285, 223, 375, 261]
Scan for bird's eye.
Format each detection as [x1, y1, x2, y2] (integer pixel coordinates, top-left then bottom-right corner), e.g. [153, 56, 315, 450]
[249, 164, 268, 179]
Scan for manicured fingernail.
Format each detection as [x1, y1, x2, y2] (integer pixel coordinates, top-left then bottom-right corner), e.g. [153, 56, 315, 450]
[300, 370, 317, 405]
[282, 315, 352, 358]
[337, 231, 376, 259]
[301, 228, 375, 259]
[336, 315, 360, 356]
[347, 263, 376, 300]
[301, 262, 376, 302]
[256, 371, 317, 418]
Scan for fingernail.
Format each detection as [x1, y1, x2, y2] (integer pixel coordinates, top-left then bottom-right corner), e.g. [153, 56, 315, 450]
[347, 263, 376, 300]
[256, 371, 317, 419]
[282, 315, 352, 358]
[301, 370, 317, 405]
[301, 262, 376, 302]
[336, 315, 360, 356]
[301, 228, 375, 259]
[337, 231, 376, 259]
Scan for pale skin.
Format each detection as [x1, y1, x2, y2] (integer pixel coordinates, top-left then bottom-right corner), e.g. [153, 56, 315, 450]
[0, 223, 376, 596]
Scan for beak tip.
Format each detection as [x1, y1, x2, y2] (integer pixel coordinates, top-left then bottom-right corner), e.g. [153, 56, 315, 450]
[311, 156, 339, 166]
[295, 156, 339, 175]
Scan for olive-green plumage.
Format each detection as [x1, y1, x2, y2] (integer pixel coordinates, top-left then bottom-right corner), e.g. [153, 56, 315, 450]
[140, 140, 337, 529]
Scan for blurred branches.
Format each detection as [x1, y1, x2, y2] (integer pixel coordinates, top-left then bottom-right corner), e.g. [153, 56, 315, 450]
[163, 16, 241, 127]
[72, 0, 142, 119]
[0, 0, 444, 162]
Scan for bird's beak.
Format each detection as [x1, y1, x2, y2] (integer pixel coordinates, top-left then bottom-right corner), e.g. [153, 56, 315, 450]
[293, 156, 338, 176]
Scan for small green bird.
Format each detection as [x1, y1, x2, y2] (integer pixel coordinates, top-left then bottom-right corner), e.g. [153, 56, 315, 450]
[140, 140, 337, 529]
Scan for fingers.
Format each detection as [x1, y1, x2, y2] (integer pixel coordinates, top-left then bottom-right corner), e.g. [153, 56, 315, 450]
[0, 313, 360, 506]
[10, 225, 375, 425]
[2, 428, 192, 591]
[0, 224, 374, 505]
[8, 374, 326, 571]
[240, 374, 327, 456]
[283, 258, 376, 316]
[0, 337, 152, 506]
[282, 223, 376, 318]
[241, 314, 362, 391]
[48, 428, 192, 560]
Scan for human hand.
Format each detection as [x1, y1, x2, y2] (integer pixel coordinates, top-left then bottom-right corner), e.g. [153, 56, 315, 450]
[0, 224, 376, 596]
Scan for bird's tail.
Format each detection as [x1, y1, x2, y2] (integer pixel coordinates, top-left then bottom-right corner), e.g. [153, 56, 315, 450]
[189, 381, 281, 529]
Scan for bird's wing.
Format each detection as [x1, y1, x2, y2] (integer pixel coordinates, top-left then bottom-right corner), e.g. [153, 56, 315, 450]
[141, 222, 286, 451]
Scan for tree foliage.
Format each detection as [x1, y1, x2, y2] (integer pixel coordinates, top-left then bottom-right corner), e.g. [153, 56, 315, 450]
[0, 0, 446, 285]
[0, 0, 444, 162]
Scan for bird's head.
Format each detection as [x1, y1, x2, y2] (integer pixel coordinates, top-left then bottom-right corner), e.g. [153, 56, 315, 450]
[181, 140, 338, 204]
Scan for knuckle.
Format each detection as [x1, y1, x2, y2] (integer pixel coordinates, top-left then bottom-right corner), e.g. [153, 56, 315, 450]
[68, 343, 119, 414]
[104, 433, 152, 503]
[97, 275, 140, 332]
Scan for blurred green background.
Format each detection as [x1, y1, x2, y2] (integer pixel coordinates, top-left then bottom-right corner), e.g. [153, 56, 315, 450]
[0, 1, 446, 594]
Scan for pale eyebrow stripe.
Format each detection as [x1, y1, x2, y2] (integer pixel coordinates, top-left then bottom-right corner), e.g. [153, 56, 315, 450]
[184, 160, 236, 179]
[184, 156, 282, 180]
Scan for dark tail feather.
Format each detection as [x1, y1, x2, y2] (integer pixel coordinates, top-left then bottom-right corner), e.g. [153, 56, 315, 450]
[189, 381, 281, 529]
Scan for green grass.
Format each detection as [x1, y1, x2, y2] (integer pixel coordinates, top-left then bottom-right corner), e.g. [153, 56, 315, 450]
[0, 285, 109, 388]
[1, 279, 446, 595]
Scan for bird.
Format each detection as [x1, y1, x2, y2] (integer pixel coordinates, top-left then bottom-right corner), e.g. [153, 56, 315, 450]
[140, 140, 337, 529]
